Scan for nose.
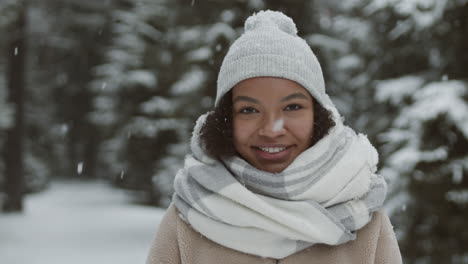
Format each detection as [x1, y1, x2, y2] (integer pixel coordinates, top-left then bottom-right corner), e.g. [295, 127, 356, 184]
[258, 115, 286, 138]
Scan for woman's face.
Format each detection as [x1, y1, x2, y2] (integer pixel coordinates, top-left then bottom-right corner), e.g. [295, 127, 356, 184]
[232, 77, 314, 173]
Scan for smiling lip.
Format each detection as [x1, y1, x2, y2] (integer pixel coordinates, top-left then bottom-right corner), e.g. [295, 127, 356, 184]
[252, 145, 293, 161]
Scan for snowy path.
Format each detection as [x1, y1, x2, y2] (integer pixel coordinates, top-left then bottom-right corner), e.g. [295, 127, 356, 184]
[0, 181, 166, 264]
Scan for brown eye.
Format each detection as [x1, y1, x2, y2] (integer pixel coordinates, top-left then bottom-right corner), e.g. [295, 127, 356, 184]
[284, 104, 302, 111]
[239, 107, 258, 114]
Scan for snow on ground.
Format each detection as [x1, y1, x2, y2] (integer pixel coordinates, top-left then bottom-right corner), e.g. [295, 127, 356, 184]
[0, 180, 166, 264]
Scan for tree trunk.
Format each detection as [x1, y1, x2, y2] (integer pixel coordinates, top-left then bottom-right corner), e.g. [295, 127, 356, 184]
[2, 1, 27, 213]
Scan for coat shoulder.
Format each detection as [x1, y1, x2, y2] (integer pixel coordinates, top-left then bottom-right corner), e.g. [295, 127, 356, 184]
[146, 204, 181, 264]
[373, 211, 403, 263]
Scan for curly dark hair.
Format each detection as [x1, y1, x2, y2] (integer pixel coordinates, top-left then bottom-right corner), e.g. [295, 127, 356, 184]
[199, 90, 336, 158]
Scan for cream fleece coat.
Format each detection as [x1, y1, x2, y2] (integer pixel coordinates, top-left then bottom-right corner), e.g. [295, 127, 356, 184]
[146, 205, 402, 264]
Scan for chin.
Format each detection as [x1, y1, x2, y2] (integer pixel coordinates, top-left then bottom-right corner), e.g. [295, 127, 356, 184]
[261, 164, 288, 173]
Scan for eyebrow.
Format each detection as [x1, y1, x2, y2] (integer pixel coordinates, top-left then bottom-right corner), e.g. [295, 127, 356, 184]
[233, 96, 260, 104]
[233, 92, 309, 104]
[280, 92, 309, 102]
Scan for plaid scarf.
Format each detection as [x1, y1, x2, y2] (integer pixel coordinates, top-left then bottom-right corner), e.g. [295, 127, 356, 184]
[172, 113, 387, 259]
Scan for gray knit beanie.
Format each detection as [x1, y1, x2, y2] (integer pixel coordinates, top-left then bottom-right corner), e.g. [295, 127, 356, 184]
[216, 10, 340, 119]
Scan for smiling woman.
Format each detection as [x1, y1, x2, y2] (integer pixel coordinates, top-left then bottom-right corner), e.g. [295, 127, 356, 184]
[147, 10, 402, 264]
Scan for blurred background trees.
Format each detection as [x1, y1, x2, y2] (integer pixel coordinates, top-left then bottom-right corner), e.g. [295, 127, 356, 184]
[0, 0, 466, 262]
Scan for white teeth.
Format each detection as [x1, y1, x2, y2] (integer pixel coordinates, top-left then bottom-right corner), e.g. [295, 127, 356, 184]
[259, 147, 286, 153]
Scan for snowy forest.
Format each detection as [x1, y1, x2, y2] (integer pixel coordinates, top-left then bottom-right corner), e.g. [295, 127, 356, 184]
[0, 0, 467, 263]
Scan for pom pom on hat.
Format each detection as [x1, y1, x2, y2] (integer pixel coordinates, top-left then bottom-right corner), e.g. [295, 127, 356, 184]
[245, 10, 298, 36]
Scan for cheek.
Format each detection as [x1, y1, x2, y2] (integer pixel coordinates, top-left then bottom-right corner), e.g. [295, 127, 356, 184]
[233, 119, 254, 147]
[287, 116, 314, 141]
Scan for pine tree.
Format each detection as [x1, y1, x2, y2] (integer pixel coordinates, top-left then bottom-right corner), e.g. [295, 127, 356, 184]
[43, 0, 111, 179]
[2, 0, 27, 212]
[369, 1, 468, 262]
[90, 0, 176, 204]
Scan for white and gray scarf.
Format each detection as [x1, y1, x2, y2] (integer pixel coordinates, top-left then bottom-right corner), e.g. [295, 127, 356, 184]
[172, 113, 387, 259]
